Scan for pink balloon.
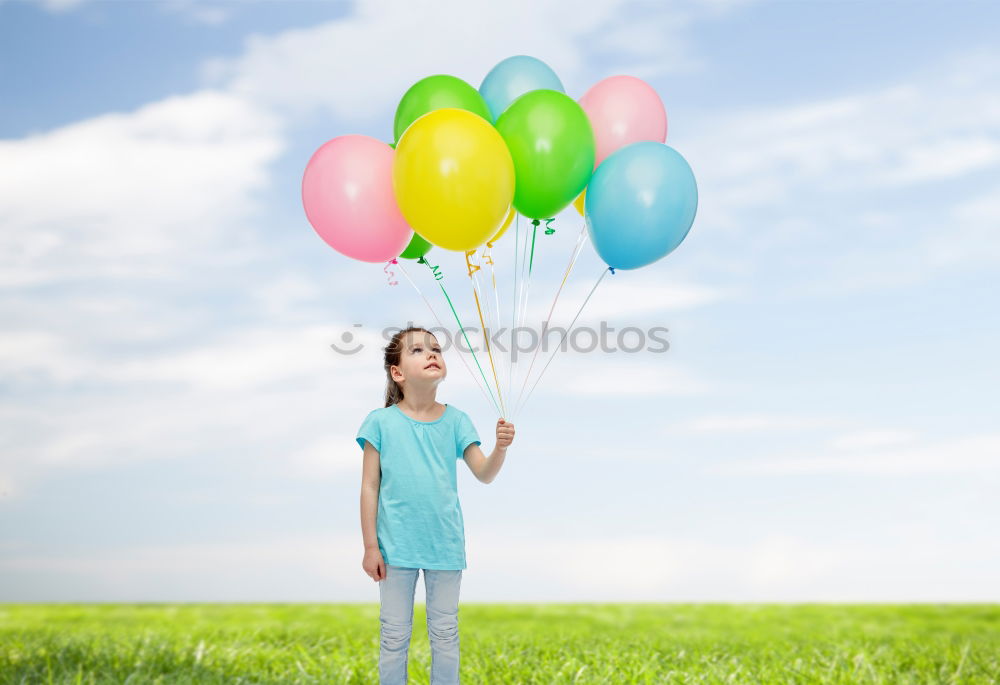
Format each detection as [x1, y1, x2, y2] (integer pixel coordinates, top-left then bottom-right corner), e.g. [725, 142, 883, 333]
[302, 134, 412, 263]
[578, 75, 668, 168]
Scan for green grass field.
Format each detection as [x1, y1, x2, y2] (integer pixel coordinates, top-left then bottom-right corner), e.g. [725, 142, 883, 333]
[1, 603, 997, 684]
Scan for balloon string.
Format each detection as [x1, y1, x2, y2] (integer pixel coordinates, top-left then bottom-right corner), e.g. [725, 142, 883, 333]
[523, 220, 540, 322]
[485, 243, 505, 410]
[476, 245, 503, 389]
[528, 220, 539, 272]
[417, 255, 443, 281]
[508, 212, 521, 408]
[438, 279, 502, 416]
[518, 219, 536, 335]
[483, 244, 500, 313]
[514, 216, 534, 397]
[544, 218, 556, 235]
[384, 258, 399, 286]
[468, 247, 501, 374]
[395, 260, 496, 411]
[470, 282, 506, 418]
[512, 222, 588, 417]
[415, 255, 500, 415]
[516, 213, 531, 407]
[466, 249, 507, 418]
[475, 243, 501, 376]
[513, 265, 616, 422]
[515, 220, 538, 391]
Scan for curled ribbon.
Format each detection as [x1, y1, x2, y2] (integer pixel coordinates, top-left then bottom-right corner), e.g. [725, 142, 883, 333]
[417, 255, 444, 281]
[529, 218, 555, 236]
[384, 258, 399, 286]
[464, 249, 481, 277]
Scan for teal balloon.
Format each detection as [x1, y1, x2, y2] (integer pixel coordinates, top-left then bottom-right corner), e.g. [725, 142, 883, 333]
[479, 55, 565, 120]
[399, 232, 431, 260]
[495, 89, 595, 219]
[393, 75, 492, 142]
[585, 142, 698, 270]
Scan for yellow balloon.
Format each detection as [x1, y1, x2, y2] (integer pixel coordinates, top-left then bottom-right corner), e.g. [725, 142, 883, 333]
[488, 207, 515, 245]
[572, 187, 586, 217]
[393, 108, 515, 251]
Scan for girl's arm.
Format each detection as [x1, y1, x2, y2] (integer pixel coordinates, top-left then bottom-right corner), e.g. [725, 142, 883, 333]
[360, 441, 381, 553]
[462, 419, 515, 484]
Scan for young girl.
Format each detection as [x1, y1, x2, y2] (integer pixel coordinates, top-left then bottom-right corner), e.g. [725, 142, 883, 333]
[357, 325, 515, 685]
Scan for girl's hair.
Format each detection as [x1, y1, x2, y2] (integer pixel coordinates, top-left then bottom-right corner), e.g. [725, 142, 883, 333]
[383, 326, 437, 407]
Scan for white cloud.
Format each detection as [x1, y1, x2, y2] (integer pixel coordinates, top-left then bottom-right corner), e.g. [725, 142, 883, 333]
[159, 0, 234, 26]
[0, 316, 499, 498]
[557, 272, 732, 319]
[829, 429, 917, 451]
[5, 529, 994, 601]
[676, 414, 844, 433]
[0, 89, 284, 287]
[0, 472, 14, 500]
[558, 359, 712, 396]
[813, 176, 1000, 291]
[466, 530, 998, 601]
[884, 135, 1000, 185]
[503, 269, 730, 330]
[0, 323, 365, 391]
[919, 180, 1000, 269]
[708, 433, 1000, 475]
[688, 72, 999, 205]
[198, 0, 733, 122]
[20, 0, 235, 24]
[282, 435, 362, 480]
[0, 323, 375, 499]
[248, 273, 327, 318]
[0, 534, 363, 602]
[29, 0, 85, 12]
[682, 46, 1000, 289]
[102, 324, 359, 392]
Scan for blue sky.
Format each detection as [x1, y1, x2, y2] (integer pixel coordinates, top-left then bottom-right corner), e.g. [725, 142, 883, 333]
[1, 0, 998, 602]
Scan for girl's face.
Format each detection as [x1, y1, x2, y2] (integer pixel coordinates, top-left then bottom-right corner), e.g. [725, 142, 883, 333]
[391, 331, 446, 386]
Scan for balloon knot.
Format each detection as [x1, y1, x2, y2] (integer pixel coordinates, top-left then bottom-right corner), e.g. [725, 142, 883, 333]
[609, 266, 616, 275]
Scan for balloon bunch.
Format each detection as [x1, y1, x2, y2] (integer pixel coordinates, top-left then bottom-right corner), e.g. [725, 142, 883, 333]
[302, 55, 698, 420]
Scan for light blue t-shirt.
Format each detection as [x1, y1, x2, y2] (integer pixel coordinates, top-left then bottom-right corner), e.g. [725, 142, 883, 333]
[356, 402, 481, 570]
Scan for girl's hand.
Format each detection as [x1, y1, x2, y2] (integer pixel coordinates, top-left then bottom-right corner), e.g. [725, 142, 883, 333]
[363, 547, 386, 582]
[497, 418, 515, 449]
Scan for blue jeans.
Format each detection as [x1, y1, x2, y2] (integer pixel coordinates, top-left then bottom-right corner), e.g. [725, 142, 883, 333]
[378, 564, 462, 684]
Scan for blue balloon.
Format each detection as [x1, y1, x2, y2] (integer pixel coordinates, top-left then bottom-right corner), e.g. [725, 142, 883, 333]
[585, 142, 698, 270]
[479, 55, 565, 121]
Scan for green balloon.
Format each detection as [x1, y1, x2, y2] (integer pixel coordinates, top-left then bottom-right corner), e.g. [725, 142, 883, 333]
[393, 74, 492, 143]
[495, 89, 595, 220]
[389, 142, 396, 149]
[399, 232, 432, 260]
